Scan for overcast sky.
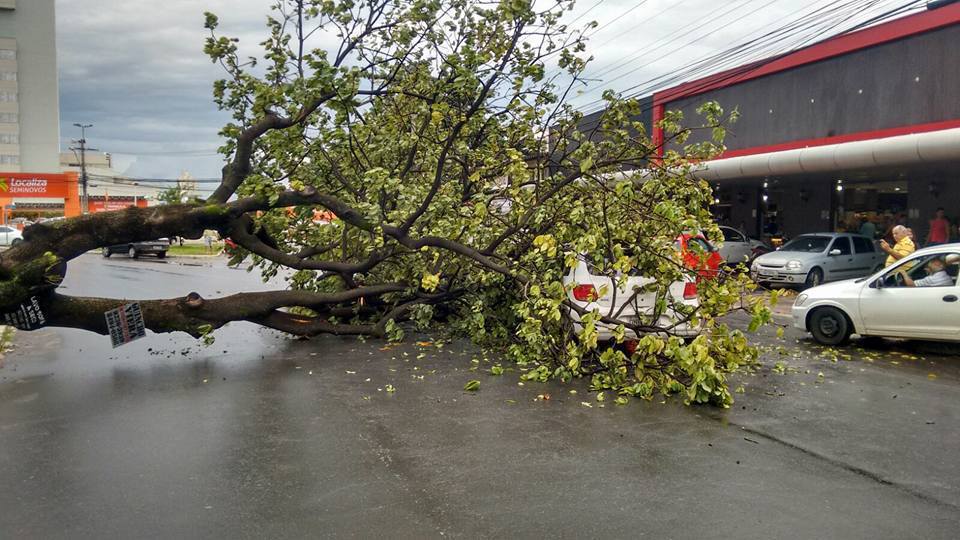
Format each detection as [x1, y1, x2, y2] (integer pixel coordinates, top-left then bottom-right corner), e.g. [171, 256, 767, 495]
[55, 0, 923, 180]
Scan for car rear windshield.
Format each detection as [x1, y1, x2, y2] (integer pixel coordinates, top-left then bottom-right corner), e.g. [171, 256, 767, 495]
[780, 235, 831, 253]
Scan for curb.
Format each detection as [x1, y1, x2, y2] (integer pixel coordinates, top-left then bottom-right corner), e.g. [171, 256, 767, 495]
[167, 250, 225, 259]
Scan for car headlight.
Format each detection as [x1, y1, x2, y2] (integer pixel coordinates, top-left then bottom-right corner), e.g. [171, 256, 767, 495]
[751, 260, 759, 272]
[794, 293, 808, 307]
[785, 260, 803, 270]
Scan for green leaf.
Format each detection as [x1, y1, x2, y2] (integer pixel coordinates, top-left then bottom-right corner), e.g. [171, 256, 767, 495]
[579, 156, 593, 173]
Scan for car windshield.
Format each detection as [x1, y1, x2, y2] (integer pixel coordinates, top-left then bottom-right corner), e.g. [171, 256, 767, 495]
[780, 235, 831, 253]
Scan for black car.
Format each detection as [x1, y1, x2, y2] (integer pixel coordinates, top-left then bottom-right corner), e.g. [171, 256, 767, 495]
[102, 238, 170, 259]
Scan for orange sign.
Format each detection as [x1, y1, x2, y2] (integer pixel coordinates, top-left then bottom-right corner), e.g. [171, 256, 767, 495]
[88, 199, 148, 213]
[0, 173, 74, 198]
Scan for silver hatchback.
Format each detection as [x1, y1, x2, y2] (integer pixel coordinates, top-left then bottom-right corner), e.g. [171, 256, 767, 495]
[750, 233, 884, 288]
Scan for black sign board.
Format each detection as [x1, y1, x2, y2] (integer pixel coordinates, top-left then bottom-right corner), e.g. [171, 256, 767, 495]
[2, 296, 46, 330]
[104, 302, 147, 348]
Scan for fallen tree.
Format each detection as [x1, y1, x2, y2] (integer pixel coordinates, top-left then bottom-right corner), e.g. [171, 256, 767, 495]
[1, 0, 768, 406]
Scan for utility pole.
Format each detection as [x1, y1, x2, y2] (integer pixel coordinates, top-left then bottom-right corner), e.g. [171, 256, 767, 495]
[73, 123, 93, 214]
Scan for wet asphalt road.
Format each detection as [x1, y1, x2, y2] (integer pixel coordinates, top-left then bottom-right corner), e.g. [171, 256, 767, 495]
[2, 254, 960, 538]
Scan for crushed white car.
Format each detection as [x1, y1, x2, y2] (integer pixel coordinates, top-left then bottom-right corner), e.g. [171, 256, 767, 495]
[563, 256, 701, 341]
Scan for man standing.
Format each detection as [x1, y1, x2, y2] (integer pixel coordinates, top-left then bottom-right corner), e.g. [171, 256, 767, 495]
[880, 225, 915, 267]
[858, 216, 877, 239]
[925, 208, 950, 246]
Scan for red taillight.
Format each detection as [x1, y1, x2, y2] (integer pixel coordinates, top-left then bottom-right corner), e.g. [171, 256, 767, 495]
[683, 281, 698, 300]
[625, 340, 639, 355]
[572, 284, 598, 302]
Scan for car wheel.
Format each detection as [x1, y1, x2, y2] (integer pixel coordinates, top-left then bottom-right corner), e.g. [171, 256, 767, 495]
[128, 246, 138, 259]
[804, 267, 824, 288]
[102, 247, 111, 258]
[156, 251, 166, 259]
[809, 307, 852, 346]
[11, 238, 22, 246]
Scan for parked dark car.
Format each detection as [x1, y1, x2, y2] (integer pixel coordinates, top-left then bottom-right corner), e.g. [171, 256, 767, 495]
[102, 238, 170, 259]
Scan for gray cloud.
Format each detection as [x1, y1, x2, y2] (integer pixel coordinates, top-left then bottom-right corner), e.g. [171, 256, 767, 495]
[58, 0, 275, 177]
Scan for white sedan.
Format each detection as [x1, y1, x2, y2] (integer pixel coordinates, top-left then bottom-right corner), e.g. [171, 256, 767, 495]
[0, 225, 23, 246]
[792, 243, 960, 345]
[717, 225, 768, 265]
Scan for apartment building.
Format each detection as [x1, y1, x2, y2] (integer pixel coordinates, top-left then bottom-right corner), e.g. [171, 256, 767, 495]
[0, 0, 60, 172]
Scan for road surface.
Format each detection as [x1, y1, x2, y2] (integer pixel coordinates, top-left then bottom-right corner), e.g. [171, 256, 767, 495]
[2, 254, 959, 538]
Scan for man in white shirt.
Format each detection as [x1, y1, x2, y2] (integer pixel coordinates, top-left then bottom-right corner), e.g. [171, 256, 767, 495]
[901, 257, 954, 287]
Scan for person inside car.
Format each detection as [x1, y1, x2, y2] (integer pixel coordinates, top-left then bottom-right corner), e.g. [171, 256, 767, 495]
[899, 257, 953, 287]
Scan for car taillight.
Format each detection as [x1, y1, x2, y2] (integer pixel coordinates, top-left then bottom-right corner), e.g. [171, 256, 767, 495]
[683, 281, 697, 300]
[625, 339, 639, 355]
[572, 284, 598, 302]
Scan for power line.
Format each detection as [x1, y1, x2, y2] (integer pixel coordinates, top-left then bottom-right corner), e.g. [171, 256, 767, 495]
[106, 149, 223, 156]
[578, 0, 865, 111]
[587, 0, 698, 52]
[86, 174, 223, 183]
[587, 0, 761, 81]
[619, 0, 925, 102]
[584, 0, 652, 39]
[595, 0, 862, 106]
[575, 0, 924, 113]
[581, 0, 784, 99]
[567, 0, 609, 26]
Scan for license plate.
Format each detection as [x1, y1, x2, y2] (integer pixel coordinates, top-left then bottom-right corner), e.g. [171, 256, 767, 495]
[761, 269, 779, 277]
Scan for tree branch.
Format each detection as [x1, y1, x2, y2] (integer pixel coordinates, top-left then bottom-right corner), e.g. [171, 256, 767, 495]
[39, 284, 407, 337]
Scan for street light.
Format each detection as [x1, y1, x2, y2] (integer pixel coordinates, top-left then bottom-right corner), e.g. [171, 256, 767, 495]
[73, 122, 92, 139]
[73, 123, 93, 214]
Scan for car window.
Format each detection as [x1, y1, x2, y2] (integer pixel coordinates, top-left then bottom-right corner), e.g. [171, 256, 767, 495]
[881, 253, 960, 287]
[721, 228, 744, 243]
[780, 235, 831, 252]
[0, 226, 10, 232]
[851, 236, 874, 253]
[829, 237, 852, 255]
[686, 237, 714, 253]
[584, 250, 645, 277]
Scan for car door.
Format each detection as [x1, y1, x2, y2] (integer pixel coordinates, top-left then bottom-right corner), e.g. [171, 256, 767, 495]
[850, 236, 881, 277]
[823, 236, 854, 281]
[722, 227, 751, 264]
[858, 251, 960, 339]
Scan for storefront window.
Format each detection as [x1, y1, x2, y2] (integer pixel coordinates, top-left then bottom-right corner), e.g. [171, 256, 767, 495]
[837, 180, 907, 238]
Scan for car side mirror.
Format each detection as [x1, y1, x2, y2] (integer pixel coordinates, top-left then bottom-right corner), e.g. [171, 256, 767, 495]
[872, 277, 885, 289]
[829, 249, 842, 256]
